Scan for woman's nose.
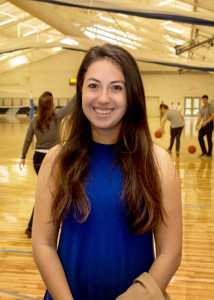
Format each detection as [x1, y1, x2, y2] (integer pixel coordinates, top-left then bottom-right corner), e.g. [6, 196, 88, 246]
[97, 88, 110, 104]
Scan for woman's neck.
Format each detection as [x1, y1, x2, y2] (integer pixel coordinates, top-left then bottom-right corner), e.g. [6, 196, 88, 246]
[91, 128, 119, 145]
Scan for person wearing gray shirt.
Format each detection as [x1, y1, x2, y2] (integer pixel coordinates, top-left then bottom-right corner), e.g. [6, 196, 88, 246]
[160, 105, 184, 156]
[195, 95, 214, 158]
[19, 91, 75, 237]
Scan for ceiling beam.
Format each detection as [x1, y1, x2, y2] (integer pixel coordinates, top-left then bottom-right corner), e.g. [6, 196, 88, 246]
[8, 0, 85, 38]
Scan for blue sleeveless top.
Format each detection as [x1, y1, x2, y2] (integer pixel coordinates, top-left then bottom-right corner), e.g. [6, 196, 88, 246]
[44, 142, 155, 300]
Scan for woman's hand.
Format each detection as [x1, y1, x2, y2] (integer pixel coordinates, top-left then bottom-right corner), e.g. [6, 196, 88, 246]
[19, 158, 25, 171]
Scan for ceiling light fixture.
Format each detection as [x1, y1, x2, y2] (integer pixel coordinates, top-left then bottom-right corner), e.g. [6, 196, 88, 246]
[168, 47, 176, 52]
[96, 24, 126, 37]
[99, 16, 115, 23]
[0, 12, 16, 25]
[60, 37, 78, 46]
[46, 38, 54, 43]
[161, 21, 171, 26]
[84, 30, 96, 39]
[86, 27, 133, 45]
[52, 47, 62, 52]
[164, 26, 183, 34]
[166, 37, 184, 45]
[10, 56, 27, 67]
[127, 34, 138, 41]
[96, 35, 122, 45]
[0, 12, 16, 18]
[0, 55, 7, 61]
[157, 0, 173, 7]
[124, 44, 137, 50]
[23, 30, 37, 37]
[0, 18, 15, 26]
[117, 13, 128, 18]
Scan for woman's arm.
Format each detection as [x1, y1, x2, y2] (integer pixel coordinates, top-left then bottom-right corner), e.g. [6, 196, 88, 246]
[148, 145, 182, 292]
[32, 145, 74, 300]
[116, 146, 182, 300]
[56, 95, 76, 120]
[20, 119, 34, 157]
[19, 119, 35, 170]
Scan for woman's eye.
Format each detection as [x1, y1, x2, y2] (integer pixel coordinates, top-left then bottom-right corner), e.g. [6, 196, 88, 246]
[88, 83, 98, 89]
[112, 85, 123, 91]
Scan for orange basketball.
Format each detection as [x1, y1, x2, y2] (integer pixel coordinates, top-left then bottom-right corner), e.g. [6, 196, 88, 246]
[188, 145, 196, 154]
[154, 130, 162, 138]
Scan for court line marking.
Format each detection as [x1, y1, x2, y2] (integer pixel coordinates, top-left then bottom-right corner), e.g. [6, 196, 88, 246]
[0, 289, 37, 300]
[0, 249, 32, 254]
[183, 204, 214, 208]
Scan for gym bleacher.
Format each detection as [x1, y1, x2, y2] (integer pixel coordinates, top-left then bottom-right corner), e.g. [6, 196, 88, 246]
[0, 97, 70, 116]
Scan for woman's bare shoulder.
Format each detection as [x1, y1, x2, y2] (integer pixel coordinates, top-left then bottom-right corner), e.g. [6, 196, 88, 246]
[153, 143, 176, 178]
[39, 144, 62, 172]
[45, 144, 62, 159]
[153, 144, 172, 162]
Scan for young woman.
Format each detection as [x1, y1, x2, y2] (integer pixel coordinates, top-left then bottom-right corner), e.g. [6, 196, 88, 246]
[19, 91, 74, 237]
[32, 44, 182, 300]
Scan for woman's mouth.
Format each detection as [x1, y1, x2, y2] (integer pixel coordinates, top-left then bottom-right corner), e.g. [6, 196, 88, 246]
[94, 108, 113, 115]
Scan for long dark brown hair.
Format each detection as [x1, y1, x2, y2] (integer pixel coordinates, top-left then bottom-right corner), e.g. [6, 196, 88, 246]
[36, 91, 56, 132]
[51, 44, 164, 234]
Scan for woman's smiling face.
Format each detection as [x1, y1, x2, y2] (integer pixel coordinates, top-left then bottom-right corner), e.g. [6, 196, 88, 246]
[82, 58, 127, 144]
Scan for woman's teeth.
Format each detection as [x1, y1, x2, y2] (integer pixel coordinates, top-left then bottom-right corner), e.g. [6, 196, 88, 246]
[95, 109, 112, 115]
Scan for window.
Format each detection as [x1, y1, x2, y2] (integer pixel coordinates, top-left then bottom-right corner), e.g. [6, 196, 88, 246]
[184, 97, 200, 116]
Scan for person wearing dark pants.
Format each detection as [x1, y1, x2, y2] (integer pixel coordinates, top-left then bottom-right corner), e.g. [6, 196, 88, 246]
[160, 105, 184, 156]
[159, 100, 164, 120]
[169, 126, 183, 153]
[198, 121, 213, 157]
[26, 151, 47, 235]
[19, 91, 75, 237]
[195, 95, 214, 159]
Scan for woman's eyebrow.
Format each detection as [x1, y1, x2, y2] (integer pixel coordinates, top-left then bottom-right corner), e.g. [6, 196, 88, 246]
[86, 78, 100, 83]
[86, 78, 125, 85]
[111, 80, 125, 85]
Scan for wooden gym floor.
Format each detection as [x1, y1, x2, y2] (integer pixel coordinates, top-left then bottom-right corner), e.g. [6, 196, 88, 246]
[0, 114, 213, 300]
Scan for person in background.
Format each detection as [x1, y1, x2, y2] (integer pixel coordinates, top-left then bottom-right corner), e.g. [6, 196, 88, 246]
[160, 104, 184, 156]
[195, 95, 214, 158]
[19, 91, 75, 237]
[177, 102, 184, 121]
[177, 102, 182, 114]
[32, 44, 182, 300]
[159, 100, 165, 120]
[169, 102, 176, 109]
